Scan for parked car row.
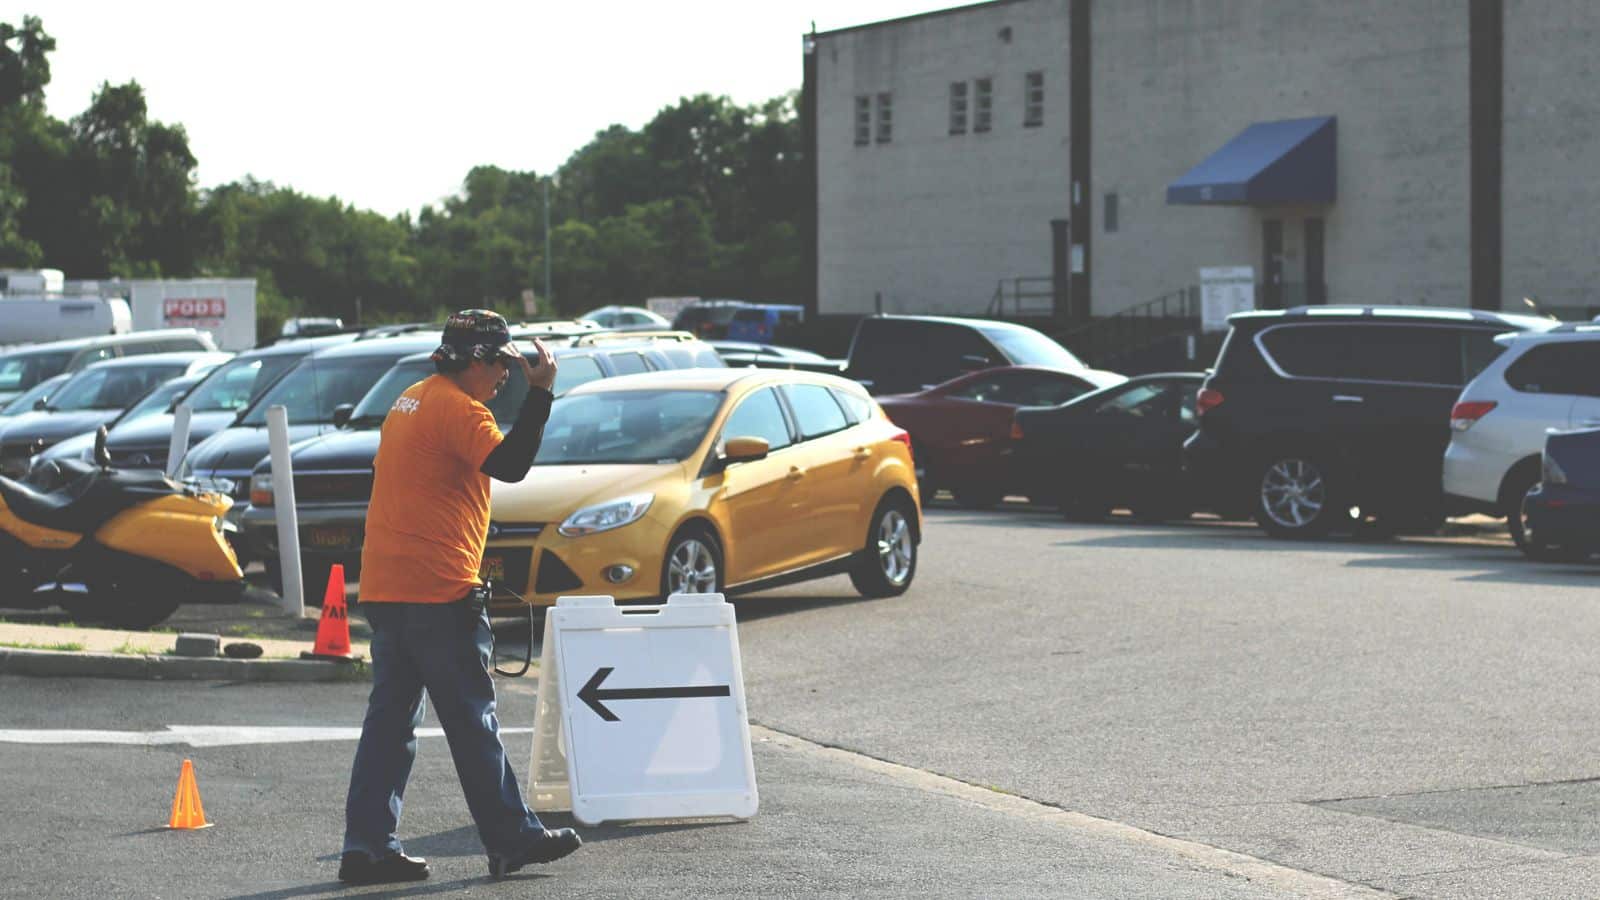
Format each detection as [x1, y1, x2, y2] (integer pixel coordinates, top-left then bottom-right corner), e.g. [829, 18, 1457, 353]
[224, 329, 920, 614]
[877, 306, 1599, 567]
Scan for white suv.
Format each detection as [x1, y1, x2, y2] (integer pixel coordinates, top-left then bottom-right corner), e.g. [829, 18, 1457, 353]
[1443, 324, 1600, 553]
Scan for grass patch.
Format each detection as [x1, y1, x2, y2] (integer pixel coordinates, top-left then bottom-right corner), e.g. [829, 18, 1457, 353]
[110, 639, 156, 655]
[0, 640, 86, 652]
[222, 624, 267, 638]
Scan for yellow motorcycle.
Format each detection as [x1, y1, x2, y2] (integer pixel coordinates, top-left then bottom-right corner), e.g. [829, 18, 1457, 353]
[0, 428, 244, 629]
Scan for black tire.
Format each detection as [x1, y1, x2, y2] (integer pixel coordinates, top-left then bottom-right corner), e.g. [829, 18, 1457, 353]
[953, 485, 1005, 510]
[660, 525, 723, 598]
[1502, 464, 1542, 552]
[1253, 454, 1342, 539]
[1057, 485, 1110, 522]
[849, 497, 918, 598]
[78, 564, 183, 630]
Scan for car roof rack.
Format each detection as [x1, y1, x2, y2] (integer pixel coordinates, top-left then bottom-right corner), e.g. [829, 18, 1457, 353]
[568, 330, 698, 346]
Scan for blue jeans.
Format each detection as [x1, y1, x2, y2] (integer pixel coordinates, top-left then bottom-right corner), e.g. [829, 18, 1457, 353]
[343, 597, 546, 860]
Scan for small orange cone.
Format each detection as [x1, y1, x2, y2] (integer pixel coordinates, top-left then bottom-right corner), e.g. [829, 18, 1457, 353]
[301, 564, 358, 661]
[167, 759, 212, 830]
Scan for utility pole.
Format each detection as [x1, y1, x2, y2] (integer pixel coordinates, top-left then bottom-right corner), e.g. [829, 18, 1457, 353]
[543, 178, 552, 309]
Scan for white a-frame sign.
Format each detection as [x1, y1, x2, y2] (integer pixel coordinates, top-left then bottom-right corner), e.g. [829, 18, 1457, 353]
[528, 593, 759, 826]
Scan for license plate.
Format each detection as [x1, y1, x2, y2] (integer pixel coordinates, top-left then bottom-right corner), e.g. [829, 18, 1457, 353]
[305, 526, 359, 550]
[479, 547, 531, 595]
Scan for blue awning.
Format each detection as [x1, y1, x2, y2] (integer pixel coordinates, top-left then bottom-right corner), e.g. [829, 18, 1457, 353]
[1166, 116, 1337, 206]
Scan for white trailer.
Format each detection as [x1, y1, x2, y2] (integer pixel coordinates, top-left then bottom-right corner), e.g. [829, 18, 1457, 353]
[0, 296, 133, 344]
[127, 279, 257, 351]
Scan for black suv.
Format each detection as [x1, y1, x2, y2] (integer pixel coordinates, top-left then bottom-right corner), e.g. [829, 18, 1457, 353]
[844, 315, 1090, 396]
[1184, 306, 1554, 537]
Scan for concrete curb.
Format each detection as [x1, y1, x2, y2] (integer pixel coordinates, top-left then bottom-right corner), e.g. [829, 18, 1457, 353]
[0, 648, 370, 682]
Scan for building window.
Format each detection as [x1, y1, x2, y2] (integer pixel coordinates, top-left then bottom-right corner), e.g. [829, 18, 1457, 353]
[876, 92, 893, 144]
[973, 78, 993, 132]
[1024, 71, 1044, 127]
[854, 96, 871, 146]
[1104, 193, 1118, 233]
[949, 82, 968, 135]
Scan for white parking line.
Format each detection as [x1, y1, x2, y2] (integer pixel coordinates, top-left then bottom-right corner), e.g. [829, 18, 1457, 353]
[0, 725, 532, 747]
[752, 724, 1399, 900]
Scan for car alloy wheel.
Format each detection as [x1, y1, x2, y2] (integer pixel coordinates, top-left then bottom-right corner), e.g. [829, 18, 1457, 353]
[1260, 457, 1327, 529]
[666, 535, 719, 595]
[877, 508, 914, 586]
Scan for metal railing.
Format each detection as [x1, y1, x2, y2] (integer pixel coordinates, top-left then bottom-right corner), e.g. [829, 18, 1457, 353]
[1056, 286, 1200, 367]
[986, 276, 1055, 319]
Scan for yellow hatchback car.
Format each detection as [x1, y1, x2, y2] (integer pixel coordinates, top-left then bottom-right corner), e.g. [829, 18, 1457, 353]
[481, 368, 921, 612]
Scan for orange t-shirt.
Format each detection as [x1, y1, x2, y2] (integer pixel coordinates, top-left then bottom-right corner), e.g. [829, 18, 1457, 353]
[360, 375, 504, 603]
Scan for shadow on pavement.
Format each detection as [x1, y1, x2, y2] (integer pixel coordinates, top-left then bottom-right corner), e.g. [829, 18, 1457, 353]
[729, 593, 873, 622]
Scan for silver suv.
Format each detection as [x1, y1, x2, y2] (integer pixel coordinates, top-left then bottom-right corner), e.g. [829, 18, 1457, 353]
[1442, 323, 1600, 553]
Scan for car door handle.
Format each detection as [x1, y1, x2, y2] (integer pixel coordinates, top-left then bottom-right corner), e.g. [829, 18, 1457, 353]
[786, 467, 806, 481]
[1332, 394, 1364, 404]
[852, 446, 872, 460]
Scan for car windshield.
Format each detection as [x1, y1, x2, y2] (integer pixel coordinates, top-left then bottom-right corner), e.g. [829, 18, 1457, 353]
[0, 350, 74, 394]
[120, 377, 194, 422]
[535, 390, 724, 465]
[1, 372, 70, 415]
[49, 364, 184, 411]
[184, 354, 302, 412]
[239, 355, 401, 426]
[348, 360, 434, 426]
[981, 327, 1086, 370]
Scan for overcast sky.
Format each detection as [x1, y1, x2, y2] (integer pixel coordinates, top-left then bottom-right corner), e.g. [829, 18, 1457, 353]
[11, 0, 940, 218]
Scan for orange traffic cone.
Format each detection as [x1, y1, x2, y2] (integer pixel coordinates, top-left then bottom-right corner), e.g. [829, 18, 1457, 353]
[301, 564, 358, 662]
[167, 759, 212, 830]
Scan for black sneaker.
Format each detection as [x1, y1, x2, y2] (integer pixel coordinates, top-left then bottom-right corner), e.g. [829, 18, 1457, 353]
[338, 850, 430, 885]
[488, 828, 582, 878]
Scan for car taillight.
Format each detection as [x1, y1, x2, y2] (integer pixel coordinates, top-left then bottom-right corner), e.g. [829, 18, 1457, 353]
[1010, 417, 1024, 440]
[889, 428, 912, 457]
[1450, 400, 1497, 432]
[1196, 388, 1225, 416]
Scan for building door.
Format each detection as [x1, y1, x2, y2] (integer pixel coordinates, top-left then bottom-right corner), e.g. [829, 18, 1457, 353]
[1262, 219, 1284, 309]
[1305, 218, 1326, 305]
[1050, 218, 1070, 321]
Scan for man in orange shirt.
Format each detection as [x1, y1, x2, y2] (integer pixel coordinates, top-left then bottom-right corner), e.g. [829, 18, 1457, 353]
[339, 310, 580, 884]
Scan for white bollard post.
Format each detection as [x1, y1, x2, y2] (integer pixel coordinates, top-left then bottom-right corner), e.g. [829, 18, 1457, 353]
[165, 403, 192, 479]
[266, 405, 305, 618]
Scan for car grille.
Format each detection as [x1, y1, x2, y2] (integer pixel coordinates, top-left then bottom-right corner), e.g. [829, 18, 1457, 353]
[294, 471, 374, 504]
[534, 550, 584, 594]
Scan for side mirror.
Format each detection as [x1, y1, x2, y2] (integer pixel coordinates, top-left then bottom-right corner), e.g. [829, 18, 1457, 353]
[94, 426, 112, 469]
[33, 398, 47, 411]
[332, 404, 355, 428]
[723, 436, 770, 464]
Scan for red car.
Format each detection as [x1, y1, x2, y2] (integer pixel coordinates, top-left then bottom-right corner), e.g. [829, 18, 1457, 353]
[877, 365, 1125, 508]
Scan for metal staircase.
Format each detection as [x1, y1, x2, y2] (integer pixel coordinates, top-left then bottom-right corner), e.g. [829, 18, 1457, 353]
[1054, 286, 1204, 372]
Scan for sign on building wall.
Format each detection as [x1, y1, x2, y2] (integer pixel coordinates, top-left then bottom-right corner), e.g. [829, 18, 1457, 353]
[1200, 267, 1255, 332]
[163, 297, 227, 329]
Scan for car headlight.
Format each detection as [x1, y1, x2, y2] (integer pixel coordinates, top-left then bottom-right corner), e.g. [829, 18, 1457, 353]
[558, 493, 654, 537]
[249, 473, 273, 507]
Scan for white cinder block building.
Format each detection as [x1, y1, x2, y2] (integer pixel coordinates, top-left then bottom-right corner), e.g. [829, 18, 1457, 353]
[802, 0, 1600, 326]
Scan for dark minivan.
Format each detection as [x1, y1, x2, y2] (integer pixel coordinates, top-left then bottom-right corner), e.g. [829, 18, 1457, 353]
[1184, 306, 1555, 538]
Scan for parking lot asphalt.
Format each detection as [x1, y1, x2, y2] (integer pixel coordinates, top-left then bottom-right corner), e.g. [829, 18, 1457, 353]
[3, 502, 1600, 897]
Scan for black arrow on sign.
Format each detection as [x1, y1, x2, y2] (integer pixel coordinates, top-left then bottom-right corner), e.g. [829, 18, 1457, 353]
[576, 667, 731, 722]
